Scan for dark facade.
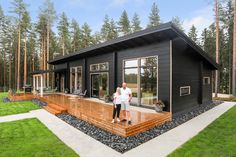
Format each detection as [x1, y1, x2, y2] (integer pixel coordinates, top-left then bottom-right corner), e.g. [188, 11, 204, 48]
[47, 22, 217, 114]
[172, 38, 213, 113]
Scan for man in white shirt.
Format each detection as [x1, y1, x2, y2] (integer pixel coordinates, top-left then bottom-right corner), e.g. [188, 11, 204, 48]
[120, 82, 132, 124]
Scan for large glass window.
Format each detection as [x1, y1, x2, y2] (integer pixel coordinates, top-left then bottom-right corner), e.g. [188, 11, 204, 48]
[91, 73, 109, 99]
[70, 66, 82, 93]
[124, 56, 158, 106]
[140, 57, 157, 105]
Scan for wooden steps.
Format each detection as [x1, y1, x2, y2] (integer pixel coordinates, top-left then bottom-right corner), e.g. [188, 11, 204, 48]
[43, 103, 67, 115]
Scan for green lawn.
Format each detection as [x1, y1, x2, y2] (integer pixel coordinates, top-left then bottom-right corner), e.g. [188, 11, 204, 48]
[168, 105, 236, 157]
[0, 118, 79, 157]
[0, 92, 40, 116]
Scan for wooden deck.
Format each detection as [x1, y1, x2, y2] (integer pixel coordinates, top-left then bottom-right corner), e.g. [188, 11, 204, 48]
[8, 93, 35, 102]
[9, 93, 172, 137]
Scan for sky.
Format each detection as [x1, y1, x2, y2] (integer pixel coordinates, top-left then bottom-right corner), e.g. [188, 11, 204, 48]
[0, 0, 215, 37]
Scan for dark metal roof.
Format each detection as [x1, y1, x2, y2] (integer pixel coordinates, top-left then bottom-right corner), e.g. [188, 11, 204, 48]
[48, 22, 217, 69]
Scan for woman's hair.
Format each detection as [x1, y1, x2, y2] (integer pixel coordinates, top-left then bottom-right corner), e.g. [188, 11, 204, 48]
[116, 87, 121, 94]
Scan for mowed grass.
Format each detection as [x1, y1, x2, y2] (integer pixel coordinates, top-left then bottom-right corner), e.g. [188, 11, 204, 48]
[0, 92, 40, 116]
[0, 118, 79, 157]
[168, 105, 236, 157]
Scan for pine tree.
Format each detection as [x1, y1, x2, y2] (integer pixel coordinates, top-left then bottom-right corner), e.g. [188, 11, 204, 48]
[21, 10, 30, 86]
[232, 0, 236, 95]
[41, 0, 56, 87]
[220, 0, 234, 94]
[0, 6, 15, 90]
[131, 12, 142, 32]
[0, 6, 5, 91]
[108, 18, 118, 40]
[188, 25, 198, 43]
[200, 28, 209, 51]
[92, 31, 102, 45]
[147, 2, 160, 28]
[57, 12, 70, 55]
[101, 15, 110, 41]
[36, 13, 47, 70]
[215, 0, 220, 97]
[205, 24, 216, 58]
[81, 22, 93, 48]
[10, 0, 27, 91]
[171, 16, 184, 31]
[0, 6, 7, 90]
[27, 29, 37, 84]
[71, 19, 81, 52]
[118, 10, 131, 35]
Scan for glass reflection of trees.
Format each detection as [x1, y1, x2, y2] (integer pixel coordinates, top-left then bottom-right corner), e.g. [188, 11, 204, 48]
[124, 56, 157, 106]
[141, 57, 157, 105]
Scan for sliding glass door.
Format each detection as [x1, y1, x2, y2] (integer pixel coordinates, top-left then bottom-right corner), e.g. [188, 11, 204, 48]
[140, 57, 158, 105]
[124, 59, 139, 105]
[124, 56, 158, 107]
[91, 74, 100, 97]
[70, 66, 82, 93]
[91, 73, 108, 99]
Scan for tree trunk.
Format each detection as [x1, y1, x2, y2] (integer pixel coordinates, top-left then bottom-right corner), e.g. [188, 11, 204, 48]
[9, 49, 12, 90]
[32, 50, 34, 85]
[15, 44, 17, 90]
[232, 0, 236, 95]
[40, 38, 43, 70]
[215, 0, 219, 97]
[3, 49, 6, 92]
[43, 34, 46, 87]
[62, 38, 65, 56]
[47, 21, 50, 87]
[0, 58, 1, 90]
[17, 27, 21, 91]
[32, 52, 34, 72]
[24, 33, 27, 86]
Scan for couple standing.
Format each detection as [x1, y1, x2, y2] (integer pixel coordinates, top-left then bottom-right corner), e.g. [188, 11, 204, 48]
[112, 82, 132, 125]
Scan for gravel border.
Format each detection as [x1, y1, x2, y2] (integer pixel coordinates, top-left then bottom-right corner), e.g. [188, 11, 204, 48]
[1, 97, 46, 108]
[57, 100, 222, 153]
[31, 99, 47, 108]
[2, 97, 11, 103]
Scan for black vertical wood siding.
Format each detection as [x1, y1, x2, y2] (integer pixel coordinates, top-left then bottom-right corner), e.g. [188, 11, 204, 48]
[117, 40, 171, 111]
[86, 53, 114, 96]
[172, 38, 213, 114]
[202, 63, 213, 103]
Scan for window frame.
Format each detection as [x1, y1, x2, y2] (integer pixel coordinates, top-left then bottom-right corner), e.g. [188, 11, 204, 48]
[180, 86, 191, 96]
[122, 55, 158, 107]
[203, 77, 210, 85]
[90, 62, 109, 72]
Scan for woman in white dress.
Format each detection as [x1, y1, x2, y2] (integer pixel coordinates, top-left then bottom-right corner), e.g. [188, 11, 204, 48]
[111, 87, 122, 123]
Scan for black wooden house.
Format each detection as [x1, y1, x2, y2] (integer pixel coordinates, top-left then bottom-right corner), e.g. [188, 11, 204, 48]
[46, 22, 217, 114]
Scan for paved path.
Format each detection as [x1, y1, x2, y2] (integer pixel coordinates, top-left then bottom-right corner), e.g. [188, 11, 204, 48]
[124, 101, 235, 157]
[0, 102, 235, 157]
[0, 112, 35, 123]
